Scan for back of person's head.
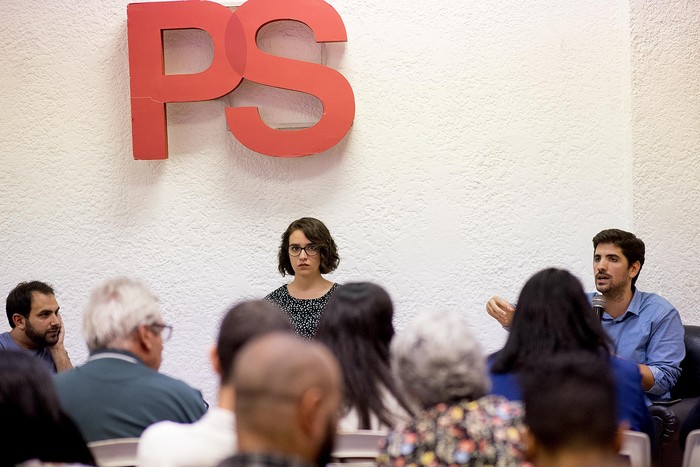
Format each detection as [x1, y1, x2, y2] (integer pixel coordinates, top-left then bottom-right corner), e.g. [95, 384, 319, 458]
[491, 268, 612, 374]
[232, 333, 342, 466]
[519, 352, 620, 464]
[6, 280, 55, 327]
[217, 299, 293, 384]
[317, 282, 412, 429]
[592, 229, 645, 285]
[0, 350, 61, 422]
[391, 309, 489, 409]
[82, 277, 161, 352]
[0, 351, 94, 465]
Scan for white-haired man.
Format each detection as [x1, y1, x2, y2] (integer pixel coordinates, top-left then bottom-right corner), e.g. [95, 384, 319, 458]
[54, 277, 207, 443]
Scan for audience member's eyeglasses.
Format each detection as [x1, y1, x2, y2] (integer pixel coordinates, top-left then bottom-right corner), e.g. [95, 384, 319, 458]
[288, 244, 320, 257]
[149, 323, 173, 341]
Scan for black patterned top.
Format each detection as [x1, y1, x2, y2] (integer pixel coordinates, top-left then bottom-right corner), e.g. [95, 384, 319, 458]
[265, 283, 339, 339]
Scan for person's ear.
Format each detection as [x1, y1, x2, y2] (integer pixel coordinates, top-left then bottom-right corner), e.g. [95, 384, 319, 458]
[522, 427, 538, 463]
[298, 387, 324, 438]
[136, 324, 153, 351]
[12, 313, 25, 329]
[629, 260, 641, 279]
[210, 345, 221, 375]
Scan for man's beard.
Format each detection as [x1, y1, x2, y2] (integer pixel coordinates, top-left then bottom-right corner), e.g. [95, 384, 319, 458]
[596, 271, 630, 300]
[25, 320, 59, 348]
[316, 418, 337, 467]
[598, 279, 628, 300]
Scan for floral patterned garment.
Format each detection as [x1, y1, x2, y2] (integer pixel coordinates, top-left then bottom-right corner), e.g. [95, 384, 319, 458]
[377, 395, 527, 467]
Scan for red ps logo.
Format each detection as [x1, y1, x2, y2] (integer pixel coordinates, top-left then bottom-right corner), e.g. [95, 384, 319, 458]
[127, 0, 355, 159]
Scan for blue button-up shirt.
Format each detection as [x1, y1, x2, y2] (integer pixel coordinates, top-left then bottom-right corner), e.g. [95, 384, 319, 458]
[592, 289, 685, 402]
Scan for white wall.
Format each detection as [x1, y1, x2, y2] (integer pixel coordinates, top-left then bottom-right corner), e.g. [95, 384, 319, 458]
[1, 0, 697, 404]
[630, 0, 700, 322]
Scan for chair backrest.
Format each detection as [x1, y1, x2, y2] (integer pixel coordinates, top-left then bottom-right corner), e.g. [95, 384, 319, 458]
[88, 438, 140, 467]
[672, 325, 700, 399]
[332, 430, 387, 464]
[683, 429, 700, 467]
[620, 430, 651, 467]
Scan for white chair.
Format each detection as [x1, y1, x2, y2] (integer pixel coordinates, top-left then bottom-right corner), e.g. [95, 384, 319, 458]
[619, 430, 651, 467]
[88, 438, 140, 467]
[331, 430, 387, 465]
[683, 429, 700, 467]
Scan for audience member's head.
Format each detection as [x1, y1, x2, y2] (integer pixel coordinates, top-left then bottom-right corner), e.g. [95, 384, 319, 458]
[6, 280, 55, 327]
[215, 299, 293, 385]
[491, 267, 612, 373]
[231, 333, 342, 467]
[0, 351, 94, 465]
[520, 352, 622, 467]
[317, 282, 412, 429]
[391, 308, 489, 409]
[6, 281, 61, 346]
[82, 277, 165, 369]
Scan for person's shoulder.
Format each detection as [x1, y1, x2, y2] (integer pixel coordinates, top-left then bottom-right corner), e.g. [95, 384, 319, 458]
[473, 395, 525, 419]
[53, 365, 79, 385]
[265, 284, 288, 301]
[140, 419, 187, 445]
[319, 282, 340, 299]
[149, 370, 202, 395]
[637, 290, 676, 311]
[0, 331, 12, 349]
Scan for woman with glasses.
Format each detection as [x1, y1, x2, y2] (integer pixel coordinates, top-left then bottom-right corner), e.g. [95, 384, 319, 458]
[266, 217, 340, 339]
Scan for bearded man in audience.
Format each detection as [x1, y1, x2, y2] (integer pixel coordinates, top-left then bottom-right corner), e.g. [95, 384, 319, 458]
[0, 281, 72, 372]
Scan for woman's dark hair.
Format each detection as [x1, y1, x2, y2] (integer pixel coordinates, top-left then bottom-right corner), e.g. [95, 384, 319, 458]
[491, 268, 613, 374]
[316, 282, 413, 429]
[520, 352, 618, 453]
[0, 351, 95, 465]
[277, 217, 340, 276]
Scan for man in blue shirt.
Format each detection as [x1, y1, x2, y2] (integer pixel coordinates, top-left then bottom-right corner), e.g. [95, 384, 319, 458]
[486, 229, 685, 402]
[0, 281, 73, 373]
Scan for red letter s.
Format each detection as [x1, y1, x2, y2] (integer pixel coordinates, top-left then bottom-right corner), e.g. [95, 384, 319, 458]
[225, 0, 355, 157]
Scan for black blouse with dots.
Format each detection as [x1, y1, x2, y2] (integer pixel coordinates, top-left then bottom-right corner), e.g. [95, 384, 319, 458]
[265, 283, 339, 339]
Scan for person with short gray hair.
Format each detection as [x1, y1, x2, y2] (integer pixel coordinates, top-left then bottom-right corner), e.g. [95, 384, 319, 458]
[378, 309, 526, 466]
[54, 277, 207, 442]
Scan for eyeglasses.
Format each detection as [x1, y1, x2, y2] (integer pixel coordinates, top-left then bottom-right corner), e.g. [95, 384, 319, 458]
[288, 244, 320, 257]
[149, 323, 173, 341]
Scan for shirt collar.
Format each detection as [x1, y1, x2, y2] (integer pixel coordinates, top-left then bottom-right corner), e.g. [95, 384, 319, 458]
[601, 287, 640, 321]
[88, 348, 143, 365]
[626, 287, 642, 316]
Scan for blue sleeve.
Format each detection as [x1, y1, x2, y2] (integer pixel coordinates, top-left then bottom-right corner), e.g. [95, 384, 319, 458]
[646, 307, 685, 397]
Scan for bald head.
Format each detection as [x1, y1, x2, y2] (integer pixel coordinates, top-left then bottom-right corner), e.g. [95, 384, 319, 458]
[232, 333, 342, 463]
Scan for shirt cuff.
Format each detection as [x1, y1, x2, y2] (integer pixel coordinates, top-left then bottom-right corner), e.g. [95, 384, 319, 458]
[646, 365, 668, 396]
